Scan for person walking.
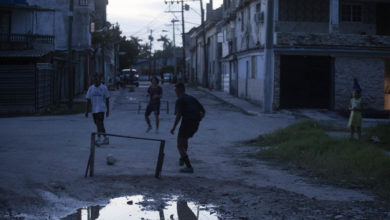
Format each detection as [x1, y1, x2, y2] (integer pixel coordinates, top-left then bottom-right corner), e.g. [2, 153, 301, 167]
[145, 76, 163, 133]
[85, 75, 110, 145]
[170, 83, 205, 173]
[348, 89, 363, 140]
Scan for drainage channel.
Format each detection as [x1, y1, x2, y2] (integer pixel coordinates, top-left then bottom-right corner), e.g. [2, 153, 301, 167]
[61, 195, 219, 220]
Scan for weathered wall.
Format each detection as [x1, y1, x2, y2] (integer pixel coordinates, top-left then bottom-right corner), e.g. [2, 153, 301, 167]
[277, 22, 328, 33]
[34, 11, 55, 36]
[334, 56, 384, 111]
[276, 32, 390, 48]
[237, 53, 265, 104]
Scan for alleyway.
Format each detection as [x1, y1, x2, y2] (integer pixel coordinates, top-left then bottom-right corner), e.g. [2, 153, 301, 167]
[0, 82, 388, 219]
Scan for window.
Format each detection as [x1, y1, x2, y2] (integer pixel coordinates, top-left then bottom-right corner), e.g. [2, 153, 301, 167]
[342, 4, 362, 22]
[251, 56, 257, 79]
[256, 3, 261, 13]
[79, 0, 88, 6]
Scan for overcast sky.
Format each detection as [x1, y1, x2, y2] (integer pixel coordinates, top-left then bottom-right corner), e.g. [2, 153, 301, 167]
[107, 0, 223, 51]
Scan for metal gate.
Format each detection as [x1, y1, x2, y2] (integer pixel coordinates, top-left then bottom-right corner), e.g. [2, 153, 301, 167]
[0, 65, 36, 113]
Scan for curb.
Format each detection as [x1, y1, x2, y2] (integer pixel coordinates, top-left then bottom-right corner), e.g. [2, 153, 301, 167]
[196, 87, 258, 116]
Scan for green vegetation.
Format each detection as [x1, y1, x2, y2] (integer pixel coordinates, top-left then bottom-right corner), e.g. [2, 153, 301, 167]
[253, 120, 390, 197]
[365, 123, 390, 151]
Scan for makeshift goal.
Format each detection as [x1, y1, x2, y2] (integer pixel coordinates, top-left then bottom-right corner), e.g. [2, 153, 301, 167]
[84, 132, 166, 178]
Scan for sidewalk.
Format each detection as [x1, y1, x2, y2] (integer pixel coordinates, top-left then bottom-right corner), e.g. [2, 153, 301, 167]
[197, 87, 263, 116]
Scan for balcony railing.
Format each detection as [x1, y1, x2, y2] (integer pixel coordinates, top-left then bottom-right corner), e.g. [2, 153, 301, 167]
[0, 33, 54, 50]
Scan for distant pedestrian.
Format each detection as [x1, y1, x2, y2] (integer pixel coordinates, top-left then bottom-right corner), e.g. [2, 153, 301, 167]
[85, 75, 110, 145]
[348, 89, 362, 140]
[170, 83, 205, 173]
[353, 78, 362, 93]
[145, 76, 163, 133]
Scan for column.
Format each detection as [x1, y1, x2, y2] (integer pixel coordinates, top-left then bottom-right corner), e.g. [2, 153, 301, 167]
[329, 0, 339, 33]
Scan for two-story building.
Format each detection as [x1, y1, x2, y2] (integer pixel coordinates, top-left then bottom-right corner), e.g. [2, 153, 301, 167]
[0, 0, 106, 113]
[191, 0, 390, 113]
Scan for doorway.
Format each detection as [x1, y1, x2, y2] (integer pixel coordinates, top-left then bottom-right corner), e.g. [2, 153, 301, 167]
[280, 55, 332, 109]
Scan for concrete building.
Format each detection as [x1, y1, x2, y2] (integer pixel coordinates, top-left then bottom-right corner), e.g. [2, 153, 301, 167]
[189, 2, 223, 88]
[0, 0, 106, 113]
[190, 0, 390, 113]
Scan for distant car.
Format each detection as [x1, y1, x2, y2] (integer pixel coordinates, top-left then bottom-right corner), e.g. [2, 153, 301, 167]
[121, 69, 139, 87]
[163, 73, 173, 83]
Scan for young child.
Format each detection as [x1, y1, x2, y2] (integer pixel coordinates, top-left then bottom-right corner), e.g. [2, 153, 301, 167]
[348, 90, 362, 140]
[85, 75, 110, 145]
[145, 76, 163, 133]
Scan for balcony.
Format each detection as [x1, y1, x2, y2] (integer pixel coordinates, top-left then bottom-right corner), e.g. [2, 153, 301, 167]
[0, 0, 27, 4]
[275, 32, 390, 50]
[0, 33, 54, 50]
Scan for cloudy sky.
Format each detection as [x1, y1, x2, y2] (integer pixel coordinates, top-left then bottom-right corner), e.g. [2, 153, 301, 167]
[107, 0, 223, 51]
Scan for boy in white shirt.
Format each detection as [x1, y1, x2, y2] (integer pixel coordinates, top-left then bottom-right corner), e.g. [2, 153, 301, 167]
[85, 75, 110, 145]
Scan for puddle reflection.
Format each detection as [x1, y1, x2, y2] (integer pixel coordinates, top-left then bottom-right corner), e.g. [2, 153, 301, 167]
[62, 195, 219, 220]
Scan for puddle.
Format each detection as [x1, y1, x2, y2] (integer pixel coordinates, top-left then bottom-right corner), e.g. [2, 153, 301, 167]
[61, 195, 219, 220]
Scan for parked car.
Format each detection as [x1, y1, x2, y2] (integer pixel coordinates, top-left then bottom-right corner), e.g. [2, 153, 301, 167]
[163, 73, 173, 83]
[121, 69, 139, 87]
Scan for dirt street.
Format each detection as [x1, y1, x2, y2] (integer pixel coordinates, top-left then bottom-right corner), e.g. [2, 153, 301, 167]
[0, 82, 388, 219]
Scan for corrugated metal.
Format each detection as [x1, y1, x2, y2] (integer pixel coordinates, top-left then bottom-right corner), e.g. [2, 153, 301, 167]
[0, 65, 36, 113]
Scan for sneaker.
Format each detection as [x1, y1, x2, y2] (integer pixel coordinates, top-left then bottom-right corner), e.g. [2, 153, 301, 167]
[179, 167, 194, 173]
[179, 158, 185, 166]
[101, 137, 109, 145]
[146, 126, 152, 133]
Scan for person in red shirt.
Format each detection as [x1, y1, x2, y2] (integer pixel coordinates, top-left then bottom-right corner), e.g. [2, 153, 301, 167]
[145, 76, 163, 133]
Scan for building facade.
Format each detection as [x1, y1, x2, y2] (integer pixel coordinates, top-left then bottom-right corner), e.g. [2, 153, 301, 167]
[0, 0, 109, 113]
[189, 0, 390, 113]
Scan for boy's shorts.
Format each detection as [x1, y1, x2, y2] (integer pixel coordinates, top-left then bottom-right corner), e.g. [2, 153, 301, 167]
[93, 112, 105, 124]
[178, 119, 200, 139]
[145, 103, 160, 116]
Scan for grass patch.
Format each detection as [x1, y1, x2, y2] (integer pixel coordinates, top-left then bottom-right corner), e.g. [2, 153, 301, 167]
[365, 123, 390, 151]
[254, 120, 390, 198]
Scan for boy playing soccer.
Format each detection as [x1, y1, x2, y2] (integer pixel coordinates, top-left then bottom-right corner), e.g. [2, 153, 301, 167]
[170, 83, 205, 173]
[85, 75, 110, 145]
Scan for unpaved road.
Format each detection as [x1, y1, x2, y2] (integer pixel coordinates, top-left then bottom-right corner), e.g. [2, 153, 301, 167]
[0, 83, 389, 219]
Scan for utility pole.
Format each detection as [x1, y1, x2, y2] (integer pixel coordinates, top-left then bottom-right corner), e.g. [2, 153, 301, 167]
[200, 0, 208, 87]
[180, 0, 186, 82]
[171, 19, 179, 79]
[148, 29, 154, 80]
[67, 0, 74, 108]
[164, 0, 189, 82]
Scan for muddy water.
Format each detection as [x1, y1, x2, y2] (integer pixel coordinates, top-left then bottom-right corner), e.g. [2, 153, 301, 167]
[61, 195, 219, 220]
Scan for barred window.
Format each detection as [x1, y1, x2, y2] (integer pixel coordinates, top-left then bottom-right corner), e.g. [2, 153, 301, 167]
[342, 4, 362, 22]
[79, 0, 88, 6]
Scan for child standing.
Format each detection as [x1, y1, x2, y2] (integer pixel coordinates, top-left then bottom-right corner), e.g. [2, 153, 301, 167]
[348, 90, 362, 140]
[145, 76, 163, 133]
[85, 75, 110, 145]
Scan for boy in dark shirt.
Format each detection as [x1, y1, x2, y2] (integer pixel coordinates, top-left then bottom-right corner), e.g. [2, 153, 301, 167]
[170, 83, 205, 173]
[145, 76, 163, 133]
